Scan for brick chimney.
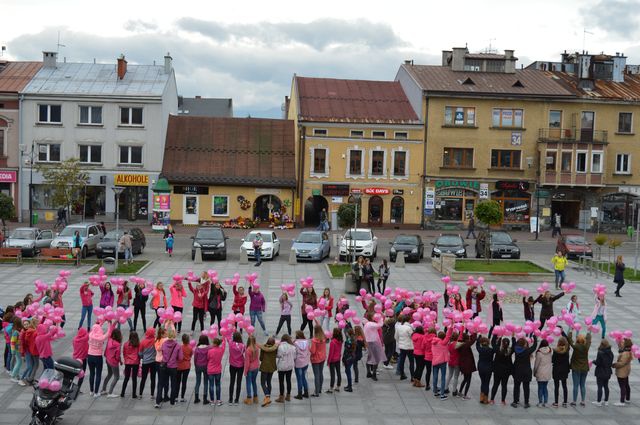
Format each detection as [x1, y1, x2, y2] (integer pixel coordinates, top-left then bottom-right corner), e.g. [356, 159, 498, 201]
[42, 51, 57, 69]
[117, 54, 127, 80]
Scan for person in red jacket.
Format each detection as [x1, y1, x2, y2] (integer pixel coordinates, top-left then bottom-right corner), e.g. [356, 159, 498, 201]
[189, 275, 210, 332]
[120, 331, 140, 398]
[300, 288, 317, 339]
[232, 285, 248, 315]
[411, 326, 426, 387]
[422, 327, 436, 391]
[22, 318, 39, 383]
[466, 286, 486, 318]
[176, 333, 193, 402]
[319, 288, 334, 331]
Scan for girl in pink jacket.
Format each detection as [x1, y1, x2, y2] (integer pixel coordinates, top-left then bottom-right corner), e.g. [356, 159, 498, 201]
[169, 281, 187, 333]
[101, 328, 122, 397]
[120, 331, 140, 398]
[421, 328, 436, 391]
[87, 322, 114, 397]
[431, 326, 454, 400]
[207, 338, 226, 405]
[327, 328, 343, 393]
[411, 326, 426, 387]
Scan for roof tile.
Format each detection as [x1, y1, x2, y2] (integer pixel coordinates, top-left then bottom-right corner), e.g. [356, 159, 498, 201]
[0, 61, 42, 93]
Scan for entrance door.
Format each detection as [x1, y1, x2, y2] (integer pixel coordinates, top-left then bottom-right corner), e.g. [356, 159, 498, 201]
[580, 111, 594, 142]
[254, 195, 282, 222]
[304, 195, 329, 227]
[368, 196, 383, 226]
[390, 196, 404, 224]
[183, 195, 199, 225]
[464, 199, 476, 222]
[552, 200, 581, 228]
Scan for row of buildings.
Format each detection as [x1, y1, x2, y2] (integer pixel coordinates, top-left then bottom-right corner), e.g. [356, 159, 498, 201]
[2, 47, 640, 231]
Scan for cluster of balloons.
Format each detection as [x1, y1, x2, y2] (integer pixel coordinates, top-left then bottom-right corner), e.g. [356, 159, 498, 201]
[560, 281, 577, 293]
[94, 305, 134, 325]
[593, 283, 607, 298]
[280, 283, 296, 296]
[37, 378, 62, 392]
[157, 306, 182, 324]
[517, 288, 530, 297]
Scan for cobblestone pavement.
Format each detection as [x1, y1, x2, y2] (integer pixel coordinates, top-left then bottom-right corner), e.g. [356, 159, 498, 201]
[1, 252, 640, 425]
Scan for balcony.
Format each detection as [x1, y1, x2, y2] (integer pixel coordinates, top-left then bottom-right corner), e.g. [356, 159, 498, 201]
[538, 128, 608, 143]
[541, 170, 605, 187]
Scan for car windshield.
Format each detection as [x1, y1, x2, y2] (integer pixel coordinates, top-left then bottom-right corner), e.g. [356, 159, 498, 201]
[245, 233, 272, 242]
[59, 227, 86, 237]
[103, 231, 122, 241]
[395, 236, 418, 244]
[436, 236, 462, 246]
[10, 229, 35, 239]
[196, 229, 223, 239]
[344, 230, 371, 241]
[491, 233, 513, 243]
[296, 233, 322, 243]
[566, 236, 585, 244]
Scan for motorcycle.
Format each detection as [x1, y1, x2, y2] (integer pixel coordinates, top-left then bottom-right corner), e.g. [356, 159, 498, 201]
[29, 357, 83, 425]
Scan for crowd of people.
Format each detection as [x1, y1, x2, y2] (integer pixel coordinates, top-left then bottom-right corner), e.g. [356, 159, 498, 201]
[1, 269, 636, 412]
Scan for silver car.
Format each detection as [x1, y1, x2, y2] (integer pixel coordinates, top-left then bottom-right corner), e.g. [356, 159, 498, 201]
[292, 231, 331, 262]
[50, 223, 103, 258]
[5, 227, 54, 257]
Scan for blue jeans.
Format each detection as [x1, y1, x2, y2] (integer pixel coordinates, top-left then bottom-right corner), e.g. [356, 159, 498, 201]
[208, 373, 221, 401]
[245, 368, 258, 398]
[250, 310, 267, 333]
[254, 248, 261, 264]
[593, 314, 606, 339]
[194, 365, 208, 399]
[41, 356, 54, 370]
[312, 362, 324, 395]
[344, 362, 353, 388]
[537, 381, 549, 404]
[21, 353, 34, 380]
[554, 270, 565, 287]
[10, 352, 22, 379]
[572, 370, 587, 402]
[432, 363, 447, 396]
[294, 366, 308, 395]
[79, 305, 93, 329]
[124, 248, 132, 261]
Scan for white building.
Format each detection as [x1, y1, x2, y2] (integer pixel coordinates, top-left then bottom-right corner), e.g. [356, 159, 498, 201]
[20, 51, 178, 222]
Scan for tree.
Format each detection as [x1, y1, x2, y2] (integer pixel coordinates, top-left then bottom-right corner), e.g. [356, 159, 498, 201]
[37, 158, 89, 220]
[337, 203, 356, 229]
[594, 234, 608, 261]
[474, 200, 503, 263]
[0, 193, 15, 228]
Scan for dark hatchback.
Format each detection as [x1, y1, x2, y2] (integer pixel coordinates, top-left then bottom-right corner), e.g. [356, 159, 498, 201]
[475, 230, 520, 259]
[389, 235, 424, 262]
[431, 234, 468, 258]
[191, 226, 228, 261]
[95, 228, 146, 259]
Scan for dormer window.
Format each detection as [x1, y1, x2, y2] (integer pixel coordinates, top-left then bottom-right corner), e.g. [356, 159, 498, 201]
[462, 77, 475, 85]
[512, 80, 525, 88]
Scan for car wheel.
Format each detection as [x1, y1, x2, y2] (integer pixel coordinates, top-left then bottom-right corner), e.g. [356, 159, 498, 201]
[97, 254, 103, 259]
[276, 248, 280, 257]
[81, 246, 88, 259]
[339, 255, 345, 262]
[372, 250, 377, 260]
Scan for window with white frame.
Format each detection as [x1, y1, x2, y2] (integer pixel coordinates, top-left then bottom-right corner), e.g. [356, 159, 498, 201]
[211, 195, 229, 216]
[79, 106, 103, 125]
[38, 143, 61, 162]
[372, 130, 385, 138]
[392, 151, 407, 177]
[119, 107, 143, 126]
[576, 151, 587, 173]
[79, 145, 102, 164]
[348, 149, 363, 176]
[312, 128, 327, 136]
[312, 148, 327, 175]
[371, 150, 385, 176]
[591, 151, 603, 173]
[350, 130, 364, 138]
[616, 153, 631, 174]
[119, 146, 143, 165]
[394, 131, 408, 140]
[492, 108, 524, 128]
[38, 104, 61, 124]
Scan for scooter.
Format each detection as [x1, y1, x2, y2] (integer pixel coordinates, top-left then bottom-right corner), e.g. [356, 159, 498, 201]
[29, 357, 82, 425]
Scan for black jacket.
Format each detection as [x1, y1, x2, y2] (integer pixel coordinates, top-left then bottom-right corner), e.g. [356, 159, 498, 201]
[536, 292, 565, 320]
[133, 285, 148, 308]
[208, 287, 227, 311]
[476, 339, 495, 373]
[512, 336, 538, 382]
[593, 346, 614, 379]
[552, 349, 570, 380]
[614, 263, 625, 284]
[492, 301, 503, 325]
[491, 336, 513, 378]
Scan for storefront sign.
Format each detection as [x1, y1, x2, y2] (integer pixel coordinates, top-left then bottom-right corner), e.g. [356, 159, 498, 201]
[331, 196, 343, 203]
[392, 189, 404, 195]
[256, 188, 280, 194]
[114, 174, 149, 186]
[322, 184, 350, 196]
[435, 180, 480, 190]
[479, 183, 489, 199]
[350, 188, 362, 195]
[424, 187, 435, 211]
[0, 171, 16, 183]
[312, 189, 321, 196]
[173, 185, 209, 195]
[364, 187, 390, 195]
[496, 181, 530, 191]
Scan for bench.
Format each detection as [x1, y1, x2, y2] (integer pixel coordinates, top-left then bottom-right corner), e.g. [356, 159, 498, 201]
[37, 248, 79, 266]
[0, 247, 22, 264]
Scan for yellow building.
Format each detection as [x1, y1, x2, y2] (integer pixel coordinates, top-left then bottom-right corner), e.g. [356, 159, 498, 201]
[287, 76, 425, 227]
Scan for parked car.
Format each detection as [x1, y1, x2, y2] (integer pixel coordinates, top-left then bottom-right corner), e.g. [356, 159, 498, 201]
[475, 230, 520, 259]
[431, 234, 468, 258]
[240, 230, 281, 260]
[339, 228, 378, 261]
[563, 234, 593, 260]
[5, 227, 54, 257]
[389, 234, 424, 262]
[96, 228, 146, 259]
[292, 231, 330, 262]
[191, 226, 228, 261]
[50, 223, 103, 258]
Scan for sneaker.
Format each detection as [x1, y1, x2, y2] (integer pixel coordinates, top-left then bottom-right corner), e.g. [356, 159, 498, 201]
[452, 391, 458, 397]
[433, 392, 440, 397]
[107, 394, 120, 398]
[592, 401, 602, 406]
[217, 400, 223, 406]
[18, 380, 27, 386]
[10, 378, 18, 383]
[569, 402, 576, 406]
[180, 399, 186, 403]
[383, 365, 394, 370]
[90, 392, 94, 397]
[462, 396, 471, 400]
[580, 402, 585, 407]
[440, 395, 448, 400]
[511, 402, 518, 408]
[605, 401, 609, 406]
[524, 403, 530, 409]
[551, 403, 558, 407]
[94, 394, 100, 399]
[614, 402, 626, 407]
[562, 403, 567, 408]
[154, 404, 160, 409]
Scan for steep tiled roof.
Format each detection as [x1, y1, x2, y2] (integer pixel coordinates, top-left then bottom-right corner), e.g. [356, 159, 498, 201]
[295, 76, 420, 124]
[162, 116, 296, 188]
[401, 64, 574, 97]
[543, 71, 640, 101]
[0, 61, 42, 93]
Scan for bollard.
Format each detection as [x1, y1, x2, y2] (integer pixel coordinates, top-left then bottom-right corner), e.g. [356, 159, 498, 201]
[395, 252, 406, 268]
[193, 247, 203, 264]
[239, 247, 249, 265]
[289, 248, 298, 265]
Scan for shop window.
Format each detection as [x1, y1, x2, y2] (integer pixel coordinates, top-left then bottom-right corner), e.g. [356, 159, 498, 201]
[79, 145, 102, 164]
[211, 195, 229, 216]
[492, 108, 523, 128]
[37, 143, 61, 162]
[602, 193, 637, 226]
[312, 148, 327, 174]
[393, 151, 407, 177]
[32, 185, 54, 209]
[119, 146, 143, 165]
[79, 106, 103, 125]
[444, 106, 475, 126]
[545, 151, 556, 171]
[435, 197, 463, 221]
[371, 150, 385, 176]
[618, 112, 633, 134]
[120, 107, 143, 126]
[443, 147, 473, 168]
[490, 149, 521, 169]
[591, 152, 603, 173]
[576, 152, 587, 173]
[38, 104, 61, 124]
[390, 196, 404, 224]
[616, 153, 630, 174]
[560, 152, 572, 172]
[350, 130, 364, 138]
[348, 149, 363, 176]
[493, 190, 530, 223]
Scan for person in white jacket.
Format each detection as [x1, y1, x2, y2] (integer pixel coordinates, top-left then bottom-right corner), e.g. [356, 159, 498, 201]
[293, 332, 310, 399]
[275, 334, 297, 402]
[533, 340, 553, 407]
[565, 295, 580, 320]
[394, 315, 414, 381]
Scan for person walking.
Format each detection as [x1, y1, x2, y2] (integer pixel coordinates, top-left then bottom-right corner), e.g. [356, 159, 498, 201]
[591, 294, 607, 339]
[533, 340, 552, 407]
[552, 336, 570, 407]
[163, 225, 175, 253]
[592, 338, 614, 406]
[568, 331, 591, 406]
[551, 251, 568, 290]
[253, 233, 263, 267]
[613, 338, 633, 406]
[119, 231, 133, 264]
[466, 216, 476, 239]
[552, 214, 562, 238]
[377, 260, 390, 293]
[614, 255, 626, 297]
[317, 208, 328, 231]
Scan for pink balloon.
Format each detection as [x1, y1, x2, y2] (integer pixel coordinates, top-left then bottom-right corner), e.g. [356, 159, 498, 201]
[39, 378, 50, 389]
[246, 326, 255, 334]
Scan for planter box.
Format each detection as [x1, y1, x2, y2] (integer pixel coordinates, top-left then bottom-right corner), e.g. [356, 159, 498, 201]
[433, 257, 555, 282]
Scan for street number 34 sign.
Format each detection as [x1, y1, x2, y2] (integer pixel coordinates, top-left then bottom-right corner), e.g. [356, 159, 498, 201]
[479, 183, 489, 199]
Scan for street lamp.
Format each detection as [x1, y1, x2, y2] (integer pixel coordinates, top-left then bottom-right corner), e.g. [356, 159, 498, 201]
[26, 141, 35, 228]
[112, 186, 125, 272]
[350, 192, 362, 264]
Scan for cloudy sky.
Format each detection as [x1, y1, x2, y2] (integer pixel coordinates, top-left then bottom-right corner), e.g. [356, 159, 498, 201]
[3, 0, 639, 117]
